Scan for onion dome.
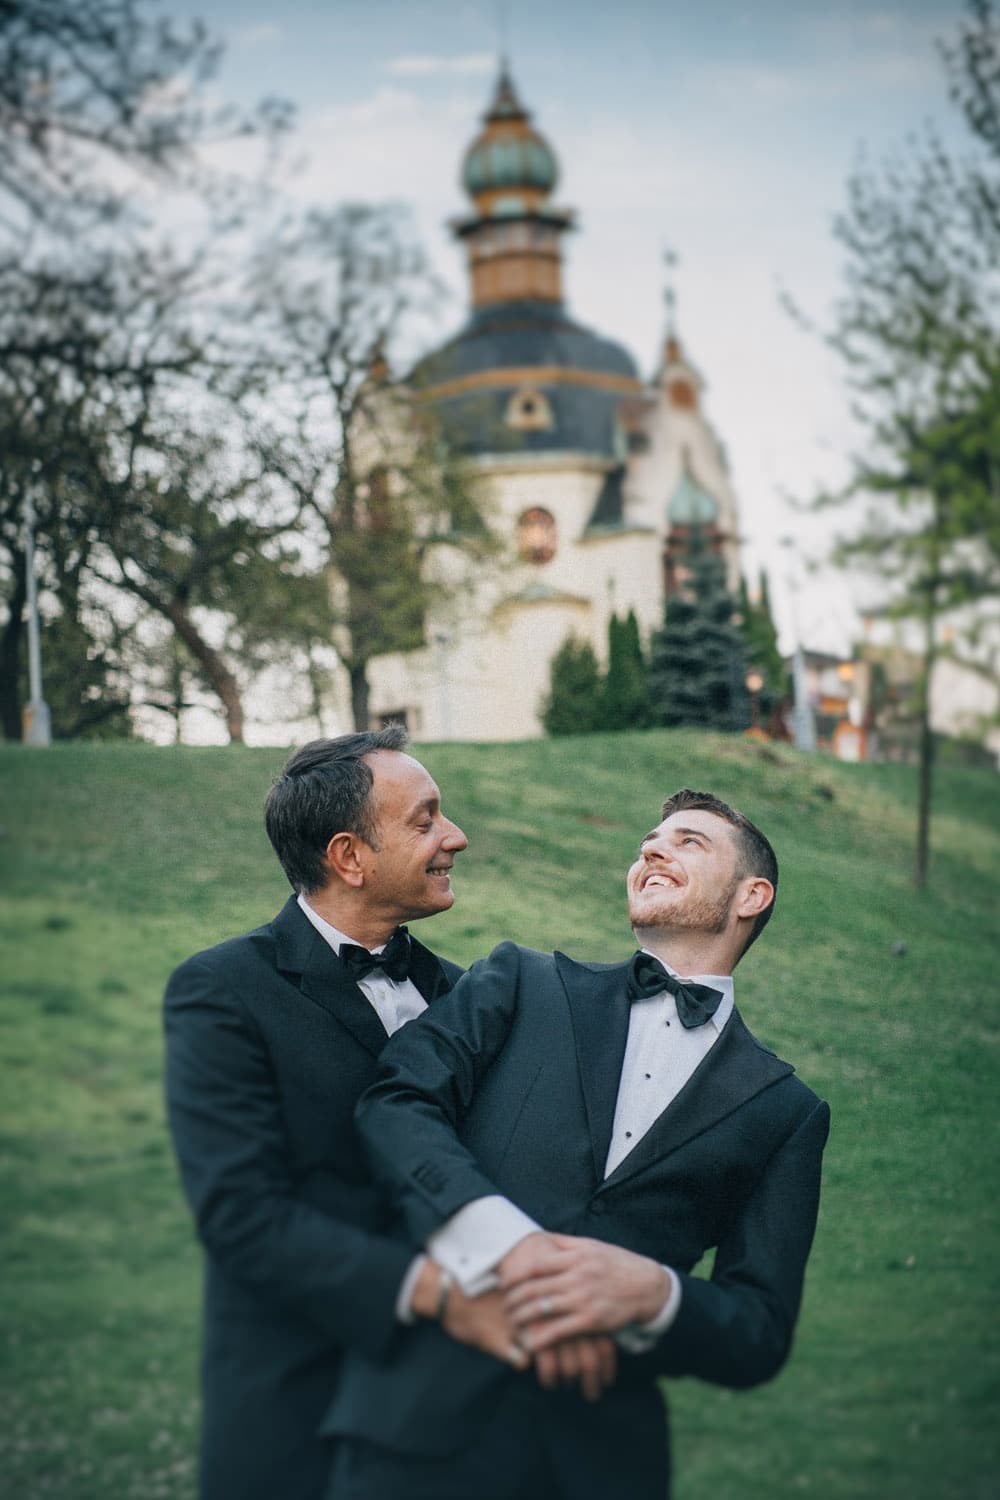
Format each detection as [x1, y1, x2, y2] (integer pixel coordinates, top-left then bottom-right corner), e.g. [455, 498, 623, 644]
[414, 62, 641, 460]
[461, 64, 559, 213]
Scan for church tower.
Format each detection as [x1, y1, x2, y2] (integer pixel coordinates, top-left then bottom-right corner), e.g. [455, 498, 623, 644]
[362, 64, 744, 741]
[410, 63, 641, 463]
[452, 63, 572, 309]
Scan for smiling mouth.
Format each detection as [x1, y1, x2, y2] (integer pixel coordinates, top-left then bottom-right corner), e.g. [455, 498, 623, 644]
[427, 865, 452, 877]
[641, 873, 680, 890]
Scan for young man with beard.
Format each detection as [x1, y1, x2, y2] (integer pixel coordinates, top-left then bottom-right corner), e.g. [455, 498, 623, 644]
[323, 788, 831, 1500]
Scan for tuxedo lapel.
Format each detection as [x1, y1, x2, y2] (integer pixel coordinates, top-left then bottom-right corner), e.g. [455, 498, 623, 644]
[406, 937, 454, 1004]
[600, 1008, 794, 1191]
[555, 951, 633, 1182]
[271, 897, 389, 1057]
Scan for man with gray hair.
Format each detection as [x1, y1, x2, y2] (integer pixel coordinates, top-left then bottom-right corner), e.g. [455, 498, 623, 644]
[165, 729, 519, 1500]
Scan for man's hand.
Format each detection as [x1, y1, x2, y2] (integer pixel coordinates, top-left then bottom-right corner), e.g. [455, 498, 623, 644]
[445, 1283, 617, 1399]
[500, 1232, 672, 1351]
[533, 1335, 618, 1402]
[441, 1284, 529, 1370]
[415, 1253, 619, 1398]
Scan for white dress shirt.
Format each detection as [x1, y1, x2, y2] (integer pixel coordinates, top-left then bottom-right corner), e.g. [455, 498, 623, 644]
[297, 894, 428, 1033]
[297, 895, 430, 1318]
[430, 953, 734, 1346]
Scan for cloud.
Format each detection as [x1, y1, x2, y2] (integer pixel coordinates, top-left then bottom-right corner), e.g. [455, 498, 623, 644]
[384, 53, 495, 78]
[311, 84, 425, 130]
[233, 24, 283, 48]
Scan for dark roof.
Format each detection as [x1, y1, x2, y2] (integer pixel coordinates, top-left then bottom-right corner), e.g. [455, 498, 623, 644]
[586, 465, 626, 528]
[433, 382, 625, 458]
[411, 300, 639, 386]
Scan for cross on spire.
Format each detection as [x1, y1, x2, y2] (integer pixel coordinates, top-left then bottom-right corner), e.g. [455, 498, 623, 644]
[662, 246, 679, 334]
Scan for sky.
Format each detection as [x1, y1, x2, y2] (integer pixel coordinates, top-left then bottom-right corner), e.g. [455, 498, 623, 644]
[170, 0, 969, 655]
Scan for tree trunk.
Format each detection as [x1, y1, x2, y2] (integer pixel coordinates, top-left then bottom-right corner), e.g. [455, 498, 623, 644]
[306, 642, 327, 736]
[913, 601, 937, 890]
[162, 601, 245, 744]
[0, 552, 27, 741]
[914, 694, 934, 889]
[169, 651, 185, 745]
[109, 567, 247, 742]
[349, 659, 370, 732]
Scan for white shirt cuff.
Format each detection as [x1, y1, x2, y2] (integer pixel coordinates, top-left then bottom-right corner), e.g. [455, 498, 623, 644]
[615, 1266, 682, 1353]
[427, 1195, 541, 1294]
[395, 1254, 429, 1324]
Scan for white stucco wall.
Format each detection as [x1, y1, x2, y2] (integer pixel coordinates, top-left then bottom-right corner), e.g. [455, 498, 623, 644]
[365, 343, 746, 741]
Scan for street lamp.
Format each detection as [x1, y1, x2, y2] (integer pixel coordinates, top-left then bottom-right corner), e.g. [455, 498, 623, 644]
[22, 493, 51, 746]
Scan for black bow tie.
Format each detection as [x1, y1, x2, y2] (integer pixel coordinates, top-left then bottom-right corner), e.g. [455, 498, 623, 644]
[340, 928, 412, 984]
[626, 951, 725, 1030]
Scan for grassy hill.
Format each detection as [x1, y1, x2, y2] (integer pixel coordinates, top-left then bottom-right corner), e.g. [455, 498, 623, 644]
[1, 732, 997, 1500]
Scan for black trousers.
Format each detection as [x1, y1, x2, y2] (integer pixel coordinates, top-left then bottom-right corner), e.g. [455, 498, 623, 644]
[327, 1379, 670, 1500]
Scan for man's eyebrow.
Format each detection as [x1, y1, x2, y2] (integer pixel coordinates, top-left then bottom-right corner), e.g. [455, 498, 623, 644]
[640, 825, 713, 848]
[408, 796, 439, 821]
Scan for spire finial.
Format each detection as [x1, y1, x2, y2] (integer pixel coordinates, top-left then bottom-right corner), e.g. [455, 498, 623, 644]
[662, 246, 679, 336]
[498, 0, 510, 63]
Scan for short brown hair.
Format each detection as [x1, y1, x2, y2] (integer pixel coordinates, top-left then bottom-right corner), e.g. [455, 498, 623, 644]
[264, 726, 409, 893]
[659, 788, 778, 952]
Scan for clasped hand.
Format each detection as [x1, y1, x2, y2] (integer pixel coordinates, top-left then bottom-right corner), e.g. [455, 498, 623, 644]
[440, 1269, 616, 1402]
[498, 1230, 671, 1352]
[440, 1230, 669, 1400]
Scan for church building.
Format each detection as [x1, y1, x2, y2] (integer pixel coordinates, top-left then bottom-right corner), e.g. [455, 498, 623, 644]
[366, 65, 743, 740]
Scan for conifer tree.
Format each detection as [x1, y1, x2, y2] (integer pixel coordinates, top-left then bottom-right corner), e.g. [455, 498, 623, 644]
[541, 635, 603, 735]
[648, 526, 750, 731]
[600, 608, 651, 729]
[739, 569, 786, 713]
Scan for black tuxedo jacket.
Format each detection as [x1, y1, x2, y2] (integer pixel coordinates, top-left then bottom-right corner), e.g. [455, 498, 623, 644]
[324, 941, 829, 1480]
[163, 896, 463, 1500]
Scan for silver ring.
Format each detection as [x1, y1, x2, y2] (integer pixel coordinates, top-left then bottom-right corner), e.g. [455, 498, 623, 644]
[539, 1295, 554, 1318]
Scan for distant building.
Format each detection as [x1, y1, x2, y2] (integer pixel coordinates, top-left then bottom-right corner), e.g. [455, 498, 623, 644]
[787, 637, 1000, 768]
[366, 65, 744, 740]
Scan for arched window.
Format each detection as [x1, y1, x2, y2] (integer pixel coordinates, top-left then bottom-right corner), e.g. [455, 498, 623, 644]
[517, 507, 557, 564]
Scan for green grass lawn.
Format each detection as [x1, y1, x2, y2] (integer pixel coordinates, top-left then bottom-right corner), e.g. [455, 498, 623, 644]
[1, 731, 998, 1499]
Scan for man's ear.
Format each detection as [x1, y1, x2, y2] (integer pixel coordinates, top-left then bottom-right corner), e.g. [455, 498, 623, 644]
[324, 832, 366, 889]
[735, 877, 774, 922]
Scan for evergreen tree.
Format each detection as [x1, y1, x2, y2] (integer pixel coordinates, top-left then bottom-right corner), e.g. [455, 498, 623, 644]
[600, 609, 652, 729]
[648, 526, 750, 731]
[739, 569, 786, 714]
[541, 635, 603, 735]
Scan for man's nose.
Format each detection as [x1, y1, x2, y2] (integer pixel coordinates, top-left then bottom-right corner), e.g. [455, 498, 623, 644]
[642, 839, 676, 870]
[443, 818, 468, 851]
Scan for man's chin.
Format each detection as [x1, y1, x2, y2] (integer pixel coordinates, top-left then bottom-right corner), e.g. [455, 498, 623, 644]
[629, 902, 671, 931]
[421, 888, 455, 916]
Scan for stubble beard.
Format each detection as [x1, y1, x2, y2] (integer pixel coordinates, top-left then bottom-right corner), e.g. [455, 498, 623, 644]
[629, 874, 740, 938]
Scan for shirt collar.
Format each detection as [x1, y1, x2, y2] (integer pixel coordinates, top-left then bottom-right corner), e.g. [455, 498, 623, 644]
[296, 893, 390, 956]
[640, 948, 735, 1032]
